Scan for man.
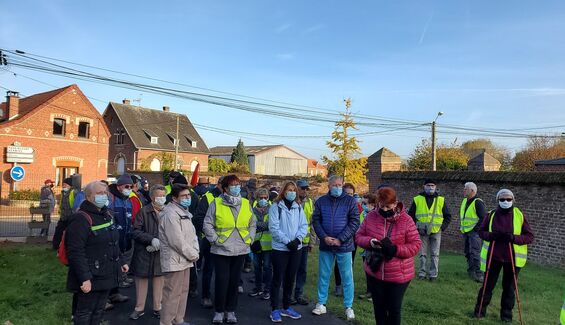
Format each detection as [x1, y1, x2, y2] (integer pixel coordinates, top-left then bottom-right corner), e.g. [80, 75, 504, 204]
[194, 177, 210, 198]
[131, 174, 148, 207]
[193, 176, 224, 308]
[408, 179, 452, 281]
[39, 179, 55, 236]
[159, 184, 200, 325]
[52, 177, 77, 250]
[291, 179, 314, 306]
[164, 171, 181, 195]
[460, 182, 487, 282]
[311, 175, 359, 321]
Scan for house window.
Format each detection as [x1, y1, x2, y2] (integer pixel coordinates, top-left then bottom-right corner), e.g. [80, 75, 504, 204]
[115, 129, 125, 144]
[53, 118, 66, 136]
[78, 122, 90, 138]
[192, 141, 197, 148]
[151, 137, 159, 144]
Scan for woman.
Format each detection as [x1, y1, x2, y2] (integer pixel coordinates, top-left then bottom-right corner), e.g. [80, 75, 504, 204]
[129, 184, 167, 320]
[249, 188, 273, 301]
[473, 189, 534, 323]
[355, 187, 421, 325]
[66, 181, 128, 325]
[268, 181, 308, 323]
[203, 174, 257, 324]
[357, 193, 377, 302]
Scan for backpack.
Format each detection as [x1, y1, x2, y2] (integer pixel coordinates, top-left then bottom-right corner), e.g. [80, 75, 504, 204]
[57, 211, 92, 266]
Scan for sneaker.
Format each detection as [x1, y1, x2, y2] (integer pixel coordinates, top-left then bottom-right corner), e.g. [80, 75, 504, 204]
[238, 286, 244, 294]
[248, 288, 263, 297]
[270, 310, 282, 323]
[201, 298, 213, 308]
[152, 310, 160, 318]
[296, 296, 309, 305]
[289, 297, 298, 305]
[109, 293, 129, 303]
[261, 292, 271, 300]
[129, 310, 145, 320]
[281, 307, 302, 320]
[312, 303, 327, 315]
[212, 312, 224, 324]
[345, 308, 355, 321]
[104, 302, 114, 311]
[225, 311, 238, 324]
[334, 285, 343, 296]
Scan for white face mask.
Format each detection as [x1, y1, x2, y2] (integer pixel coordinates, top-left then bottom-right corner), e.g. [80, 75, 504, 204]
[154, 196, 166, 206]
[499, 200, 513, 209]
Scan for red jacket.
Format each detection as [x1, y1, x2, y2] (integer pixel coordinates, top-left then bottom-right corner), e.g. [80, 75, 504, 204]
[355, 203, 421, 284]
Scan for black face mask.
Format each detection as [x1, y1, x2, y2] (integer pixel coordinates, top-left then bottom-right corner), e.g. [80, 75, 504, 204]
[379, 208, 395, 218]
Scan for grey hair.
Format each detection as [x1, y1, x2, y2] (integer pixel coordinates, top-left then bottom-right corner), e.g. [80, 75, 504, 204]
[328, 175, 343, 185]
[150, 184, 167, 198]
[464, 182, 477, 193]
[496, 189, 514, 200]
[255, 187, 269, 200]
[84, 181, 108, 200]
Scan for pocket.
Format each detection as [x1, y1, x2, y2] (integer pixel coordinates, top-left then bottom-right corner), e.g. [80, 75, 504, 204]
[88, 257, 108, 277]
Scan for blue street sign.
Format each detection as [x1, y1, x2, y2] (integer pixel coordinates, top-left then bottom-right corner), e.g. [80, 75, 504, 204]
[10, 166, 25, 182]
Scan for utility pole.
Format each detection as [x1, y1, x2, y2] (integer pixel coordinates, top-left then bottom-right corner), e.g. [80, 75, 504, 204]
[343, 98, 352, 181]
[174, 114, 180, 171]
[431, 111, 444, 171]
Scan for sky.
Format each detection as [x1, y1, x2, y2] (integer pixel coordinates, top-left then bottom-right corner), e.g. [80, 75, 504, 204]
[1, 0, 564, 161]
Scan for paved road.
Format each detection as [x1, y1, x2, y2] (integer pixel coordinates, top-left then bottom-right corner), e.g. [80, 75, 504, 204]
[104, 269, 350, 325]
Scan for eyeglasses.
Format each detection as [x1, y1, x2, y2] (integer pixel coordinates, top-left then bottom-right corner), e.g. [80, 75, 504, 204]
[123, 185, 133, 189]
[498, 198, 513, 202]
[258, 197, 268, 200]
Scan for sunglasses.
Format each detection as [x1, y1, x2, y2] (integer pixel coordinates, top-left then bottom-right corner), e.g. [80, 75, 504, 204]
[123, 185, 133, 189]
[498, 198, 513, 202]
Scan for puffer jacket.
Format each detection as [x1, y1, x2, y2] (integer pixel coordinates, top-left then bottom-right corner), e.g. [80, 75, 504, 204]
[159, 202, 200, 273]
[355, 202, 421, 284]
[312, 191, 360, 253]
[269, 200, 308, 252]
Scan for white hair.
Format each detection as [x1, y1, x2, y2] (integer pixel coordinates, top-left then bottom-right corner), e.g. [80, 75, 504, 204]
[150, 184, 167, 198]
[84, 181, 108, 201]
[464, 182, 477, 193]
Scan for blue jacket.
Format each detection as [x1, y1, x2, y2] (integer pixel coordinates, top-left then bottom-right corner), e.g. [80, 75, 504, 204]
[108, 184, 133, 252]
[312, 192, 360, 253]
[269, 200, 308, 252]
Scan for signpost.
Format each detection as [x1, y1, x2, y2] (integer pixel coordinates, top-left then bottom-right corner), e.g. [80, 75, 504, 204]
[6, 145, 34, 163]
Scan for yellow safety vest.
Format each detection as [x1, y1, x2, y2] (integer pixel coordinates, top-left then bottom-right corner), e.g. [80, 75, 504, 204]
[359, 210, 366, 254]
[414, 195, 445, 234]
[204, 192, 214, 204]
[302, 198, 314, 244]
[255, 211, 272, 251]
[215, 197, 253, 244]
[460, 198, 482, 233]
[480, 207, 528, 272]
[165, 184, 172, 195]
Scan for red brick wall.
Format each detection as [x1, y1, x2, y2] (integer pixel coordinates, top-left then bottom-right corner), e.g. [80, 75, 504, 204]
[0, 86, 110, 195]
[137, 149, 208, 172]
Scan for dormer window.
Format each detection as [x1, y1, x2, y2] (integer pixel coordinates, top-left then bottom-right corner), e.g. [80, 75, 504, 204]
[151, 136, 159, 144]
[143, 129, 159, 144]
[192, 141, 197, 148]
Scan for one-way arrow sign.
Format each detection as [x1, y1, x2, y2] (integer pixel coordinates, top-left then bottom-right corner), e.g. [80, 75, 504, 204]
[10, 166, 25, 182]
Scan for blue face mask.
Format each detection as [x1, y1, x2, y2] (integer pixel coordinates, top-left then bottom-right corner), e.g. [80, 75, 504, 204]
[424, 186, 435, 195]
[330, 186, 343, 197]
[229, 185, 241, 197]
[122, 188, 132, 197]
[258, 199, 268, 207]
[285, 191, 297, 201]
[180, 198, 191, 209]
[94, 194, 109, 208]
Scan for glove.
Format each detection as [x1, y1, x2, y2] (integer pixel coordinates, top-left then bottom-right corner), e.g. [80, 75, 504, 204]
[370, 238, 381, 249]
[380, 237, 397, 259]
[500, 232, 514, 242]
[151, 238, 160, 250]
[146, 245, 157, 253]
[286, 238, 301, 251]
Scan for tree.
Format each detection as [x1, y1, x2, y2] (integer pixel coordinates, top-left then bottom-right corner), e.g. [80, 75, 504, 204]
[322, 98, 367, 185]
[230, 139, 249, 167]
[511, 136, 565, 171]
[461, 138, 511, 170]
[208, 158, 230, 173]
[407, 139, 469, 171]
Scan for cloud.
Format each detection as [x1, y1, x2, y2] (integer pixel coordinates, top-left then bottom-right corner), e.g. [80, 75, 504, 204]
[275, 23, 292, 33]
[276, 53, 295, 60]
[304, 24, 325, 34]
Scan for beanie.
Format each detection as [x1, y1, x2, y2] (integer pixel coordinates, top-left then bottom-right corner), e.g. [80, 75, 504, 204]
[117, 173, 133, 186]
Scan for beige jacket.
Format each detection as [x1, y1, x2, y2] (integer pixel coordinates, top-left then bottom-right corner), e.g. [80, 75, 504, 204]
[159, 202, 199, 273]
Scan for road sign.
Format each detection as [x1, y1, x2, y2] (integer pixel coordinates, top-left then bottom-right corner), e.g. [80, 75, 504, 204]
[10, 166, 25, 182]
[6, 146, 34, 163]
[7, 146, 34, 154]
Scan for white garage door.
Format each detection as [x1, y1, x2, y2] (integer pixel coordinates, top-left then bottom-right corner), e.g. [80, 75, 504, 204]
[275, 157, 302, 176]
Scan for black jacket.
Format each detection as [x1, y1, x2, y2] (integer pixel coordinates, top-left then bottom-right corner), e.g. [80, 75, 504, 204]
[193, 187, 222, 234]
[408, 191, 452, 231]
[66, 200, 122, 292]
[131, 204, 163, 278]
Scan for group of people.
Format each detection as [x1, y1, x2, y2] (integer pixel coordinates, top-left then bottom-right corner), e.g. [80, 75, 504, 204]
[58, 171, 535, 325]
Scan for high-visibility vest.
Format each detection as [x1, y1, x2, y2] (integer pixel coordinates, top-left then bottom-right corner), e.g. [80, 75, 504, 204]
[460, 198, 482, 233]
[358, 210, 366, 254]
[215, 197, 253, 244]
[560, 297, 565, 325]
[480, 207, 528, 272]
[302, 198, 314, 244]
[204, 192, 214, 204]
[165, 184, 172, 195]
[414, 195, 445, 234]
[255, 211, 272, 251]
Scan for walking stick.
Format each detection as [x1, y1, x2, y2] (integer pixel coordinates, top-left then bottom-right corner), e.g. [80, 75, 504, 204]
[477, 240, 495, 318]
[508, 243, 524, 325]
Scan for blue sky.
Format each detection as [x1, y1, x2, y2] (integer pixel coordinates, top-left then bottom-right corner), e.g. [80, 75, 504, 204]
[1, 1, 564, 160]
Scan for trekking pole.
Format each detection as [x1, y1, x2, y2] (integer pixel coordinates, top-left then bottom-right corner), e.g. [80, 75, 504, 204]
[508, 242, 524, 325]
[478, 240, 496, 318]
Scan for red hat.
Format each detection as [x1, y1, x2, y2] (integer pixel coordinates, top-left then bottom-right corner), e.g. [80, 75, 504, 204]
[44, 179, 55, 184]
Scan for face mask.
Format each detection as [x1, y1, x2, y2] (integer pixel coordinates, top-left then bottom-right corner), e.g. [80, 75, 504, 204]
[379, 208, 395, 218]
[285, 191, 297, 201]
[424, 186, 435, 195]
[258, 199, 268, 207]
[94, 194, 109, 208]
[229, 185, 241, 197]
[499, 200, 513, 209]
[154, 196, 166, 206]
[62, 188, 70, 192]
[49, 184, 54, 188]
[330, 186, 343, 197]
[122, 188, 132, 197]
[180, 198, 191, 209]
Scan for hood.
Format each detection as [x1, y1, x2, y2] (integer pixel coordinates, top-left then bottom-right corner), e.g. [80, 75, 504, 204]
[194, 184, 208, 196]
[109, 183, 129, 199]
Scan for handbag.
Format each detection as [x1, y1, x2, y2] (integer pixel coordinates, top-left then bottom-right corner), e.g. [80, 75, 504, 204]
[366, 222, 394, 272]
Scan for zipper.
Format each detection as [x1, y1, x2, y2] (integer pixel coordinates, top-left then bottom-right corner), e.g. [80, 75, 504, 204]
[382, 219, 387, 281]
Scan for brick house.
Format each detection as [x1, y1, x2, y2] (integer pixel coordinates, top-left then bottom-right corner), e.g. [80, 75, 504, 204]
[307, 159, 327, 177]
[0, 84, 110, 194]
[103, 101, 209, 175]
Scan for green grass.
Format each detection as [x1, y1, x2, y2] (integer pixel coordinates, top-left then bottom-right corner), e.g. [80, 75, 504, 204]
[304, 248, 565, 325]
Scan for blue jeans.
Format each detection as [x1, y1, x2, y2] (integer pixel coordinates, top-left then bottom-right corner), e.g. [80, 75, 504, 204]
[253, 251, 272, 293]
[317, 250, 354, 308]
[293, 247, 309, 299]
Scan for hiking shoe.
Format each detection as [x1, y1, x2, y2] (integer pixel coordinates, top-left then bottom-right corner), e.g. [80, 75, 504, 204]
[261, 292, 271, 300]
[281, 307, 302, 319]
[289, 297, 298, 305]
[212, 312, 224, 324]
[334, 285, 343, 296]
[248, 288, 263, 297]
[201, 298, 213, 308]
[295, 296, 309, 305]
[129, 310, 145, 320]
[152, 310, 160, 318]
[270, 310, 282, 323]
[312, 303, 327, 315]
[109, 293, 129, 303]
[225, 311, 238, 324]
[238, 286, 244, 294]
[345, 308, 355, 321]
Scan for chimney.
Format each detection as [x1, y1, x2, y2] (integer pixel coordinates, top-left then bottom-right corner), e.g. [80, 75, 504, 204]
[163, 106, 170, 112]
[6, 91, 20, 120]
[122, 99, 130, 105]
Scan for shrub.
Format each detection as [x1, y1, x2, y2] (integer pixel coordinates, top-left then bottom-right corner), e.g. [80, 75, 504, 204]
[9, 189, 41, 201]
[209, 158, 230, 173]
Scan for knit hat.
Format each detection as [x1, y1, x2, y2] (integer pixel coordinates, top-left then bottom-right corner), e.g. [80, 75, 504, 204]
[172, 174, 188, 185]
[496, 189, 514, 200]
[423, 178, 436, 185]
[63, 177, 73, 186]
[117, 173, 133, 186]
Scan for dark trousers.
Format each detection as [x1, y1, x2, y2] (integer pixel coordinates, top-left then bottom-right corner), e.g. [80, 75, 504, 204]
[253, 251, 272, 293]
[474, 260, 521, 320]
[213, 254, 246, 313]
[463, 230, 482, 276]
[52, 218, 69, 250]
[200, 238, 214, 299]
[362, 256, 370, 294]
[40, 213, 51, 236]
[367, 276, 410, 325]
[73, 290, 110, 325]
[293, 247, 309, 299]
[271, 249, 301, 311]
[189, 266, 198, 292]
[335, 245, 356, 286]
